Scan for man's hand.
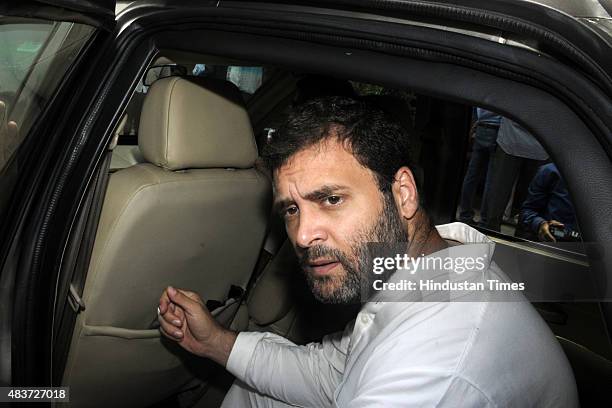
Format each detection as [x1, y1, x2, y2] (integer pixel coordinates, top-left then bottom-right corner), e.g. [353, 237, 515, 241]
[158, 286, 237, 367]
[0, 100, 20, 168]
[538, 220, 564, 242]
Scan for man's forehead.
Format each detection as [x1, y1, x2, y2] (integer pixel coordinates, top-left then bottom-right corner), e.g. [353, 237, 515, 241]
[284, 139, 354, 168]
[273, 141, 363, 189]
[271, 141, 382, 205]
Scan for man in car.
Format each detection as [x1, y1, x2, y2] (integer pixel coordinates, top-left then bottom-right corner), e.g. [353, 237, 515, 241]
[158, 97, 577, 407]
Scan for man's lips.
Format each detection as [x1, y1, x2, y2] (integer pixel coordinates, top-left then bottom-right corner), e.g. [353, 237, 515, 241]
[307, 260, 340, 276]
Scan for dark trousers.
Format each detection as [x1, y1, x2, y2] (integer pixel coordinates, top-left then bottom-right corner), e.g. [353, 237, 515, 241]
[479, 145, 545, 231]
[458, 126, 498, 223]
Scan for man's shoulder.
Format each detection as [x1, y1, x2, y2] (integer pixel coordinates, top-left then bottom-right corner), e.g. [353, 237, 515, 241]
[368, 301, 489, 371]
[363, 299, 577, 406]
[459, 300, 577, 405]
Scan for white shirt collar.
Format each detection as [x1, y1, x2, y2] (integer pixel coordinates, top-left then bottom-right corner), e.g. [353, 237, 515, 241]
[363, 222, 495, 314]
[435, 222, 493, 245]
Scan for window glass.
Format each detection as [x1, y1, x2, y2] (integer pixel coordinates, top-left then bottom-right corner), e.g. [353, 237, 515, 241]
[0, 21, 53, 171]
[454, 109, 583, 250]
[0, 19, 95, 221]
[117, 62, 275, 139]
[0, 23, 51, 96]
[226, 66, 264, 94]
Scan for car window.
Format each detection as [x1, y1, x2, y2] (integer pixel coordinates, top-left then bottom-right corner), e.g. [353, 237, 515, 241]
[0, 19, 94, 220]
[351, 84, 585, 253]
[0, 20, 54, 172]
[454, 109, 583, 252]
[115, 70, 584, 258]
[117, 62, 275, 139]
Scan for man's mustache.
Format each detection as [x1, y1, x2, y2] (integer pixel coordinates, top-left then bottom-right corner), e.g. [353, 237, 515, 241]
[297, 245, 348, 269]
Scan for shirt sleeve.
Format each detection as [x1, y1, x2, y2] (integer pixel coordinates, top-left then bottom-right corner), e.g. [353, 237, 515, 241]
[346, 369, 494, 408]
[520, 165, 554, 234]
[226, 322, 353, 407]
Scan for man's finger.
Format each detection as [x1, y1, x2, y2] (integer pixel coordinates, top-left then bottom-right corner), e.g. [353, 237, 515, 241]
[543, 225, 556, 242]
[159, 290, 171, 315]
[167, 286, 203, 316]
[159, 325, 183, 342]
[178, 289, 205, 306]
[162, 310, 183, 327]
[7, 121, 19, 141]
[544, 221, 560, 242]
[174, 304, 185, 323]
[159, 291, 182, 325]
[158, 315, 184, 339]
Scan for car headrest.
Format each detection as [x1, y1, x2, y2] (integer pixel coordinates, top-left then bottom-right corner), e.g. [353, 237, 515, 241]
[138, 76, 258, 170]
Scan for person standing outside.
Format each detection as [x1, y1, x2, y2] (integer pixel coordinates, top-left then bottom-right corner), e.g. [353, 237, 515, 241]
[480, 118, 549, 231]
[457, 108, 501, 225]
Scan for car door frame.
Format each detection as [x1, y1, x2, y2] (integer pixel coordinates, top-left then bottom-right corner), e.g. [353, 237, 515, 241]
[2, 0, 611, 390]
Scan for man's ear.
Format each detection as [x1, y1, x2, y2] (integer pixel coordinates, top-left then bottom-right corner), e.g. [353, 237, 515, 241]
[392, 167, 419, 220]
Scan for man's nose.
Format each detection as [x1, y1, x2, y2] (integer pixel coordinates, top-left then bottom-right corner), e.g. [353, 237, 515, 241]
[295, 208, 328, 249]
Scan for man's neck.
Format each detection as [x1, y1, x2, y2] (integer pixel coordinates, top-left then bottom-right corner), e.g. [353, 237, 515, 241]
[407, 211, 448, 258]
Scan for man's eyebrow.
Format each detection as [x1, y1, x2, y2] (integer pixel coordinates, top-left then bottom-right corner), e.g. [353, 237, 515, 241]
[273, 184, 349, 214]
[303, 184, 349, 201]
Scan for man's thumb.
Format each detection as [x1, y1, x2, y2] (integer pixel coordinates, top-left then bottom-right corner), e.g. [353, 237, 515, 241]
[167, 287, 200, 316]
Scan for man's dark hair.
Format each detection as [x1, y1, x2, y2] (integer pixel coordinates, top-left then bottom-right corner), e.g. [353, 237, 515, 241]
[261, 96, 418, 195]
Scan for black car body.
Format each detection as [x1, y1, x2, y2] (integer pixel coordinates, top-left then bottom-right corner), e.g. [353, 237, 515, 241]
[1, 0, 611, 406]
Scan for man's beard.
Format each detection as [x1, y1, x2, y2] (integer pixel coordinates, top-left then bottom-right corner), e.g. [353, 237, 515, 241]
[297, 191, 408, 304]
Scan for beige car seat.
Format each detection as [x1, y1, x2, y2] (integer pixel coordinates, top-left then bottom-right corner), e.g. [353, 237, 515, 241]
[243, 240, 358, 345]
[62, 76, 271, 407]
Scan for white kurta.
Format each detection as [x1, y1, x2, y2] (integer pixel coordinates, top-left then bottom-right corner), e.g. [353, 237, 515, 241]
[223, 223, 578, 407]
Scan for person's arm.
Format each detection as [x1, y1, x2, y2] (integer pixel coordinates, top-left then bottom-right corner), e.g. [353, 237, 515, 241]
[158, 286, 351, 407]
[226, 327, 350, 407]
[520, 166, 553, 235]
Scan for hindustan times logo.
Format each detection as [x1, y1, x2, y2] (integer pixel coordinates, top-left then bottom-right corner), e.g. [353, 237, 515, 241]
[372, 279, 525, 292]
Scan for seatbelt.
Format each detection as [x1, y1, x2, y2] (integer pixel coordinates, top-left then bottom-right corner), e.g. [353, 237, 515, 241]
[66, 153, 111, 313]
[52, 147, 112, 384]
[205, 285, 245, 312]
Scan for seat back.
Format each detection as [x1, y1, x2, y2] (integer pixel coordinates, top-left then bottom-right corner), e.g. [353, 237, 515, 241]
[63, 77, 271, 407]
[246, 240, 358, 344]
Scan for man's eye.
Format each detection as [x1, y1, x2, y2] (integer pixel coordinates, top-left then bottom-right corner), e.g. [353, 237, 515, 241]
[284, 206, 299, 217]
[325, 195, 342, 205]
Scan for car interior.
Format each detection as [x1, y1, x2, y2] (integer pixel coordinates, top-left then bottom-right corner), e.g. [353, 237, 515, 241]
[52, 49, 611, 407]
[3, 2, 611, 406]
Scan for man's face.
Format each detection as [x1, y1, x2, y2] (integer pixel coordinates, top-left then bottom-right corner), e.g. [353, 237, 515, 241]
[273, 138, 408, 303]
